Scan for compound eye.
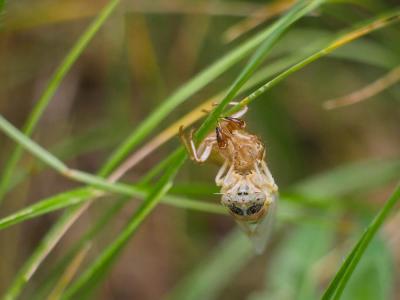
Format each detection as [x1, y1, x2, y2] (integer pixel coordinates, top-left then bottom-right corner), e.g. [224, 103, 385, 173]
[246, 204, 263, 215]
[228, 205, 244, 216]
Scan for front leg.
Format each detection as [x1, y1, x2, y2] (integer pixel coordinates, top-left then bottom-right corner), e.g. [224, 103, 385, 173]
[179, 126, 216, 163]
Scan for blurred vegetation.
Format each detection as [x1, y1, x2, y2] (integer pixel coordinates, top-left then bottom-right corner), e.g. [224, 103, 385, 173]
[0, 0, 399, 299]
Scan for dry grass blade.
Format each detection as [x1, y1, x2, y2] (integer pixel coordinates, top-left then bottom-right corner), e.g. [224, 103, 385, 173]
[47, 243, 91, 300]
[5, 2, 274, 31]
[323, 64, 400, 109]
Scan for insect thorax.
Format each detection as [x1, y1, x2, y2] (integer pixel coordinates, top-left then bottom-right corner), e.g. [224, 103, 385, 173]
[223, 134, 264, 174]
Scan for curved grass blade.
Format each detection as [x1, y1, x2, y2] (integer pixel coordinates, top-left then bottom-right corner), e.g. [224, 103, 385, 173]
[323, 63, 400, 109]
[321, 183, 400, 300]
[0, 0, 121, 204]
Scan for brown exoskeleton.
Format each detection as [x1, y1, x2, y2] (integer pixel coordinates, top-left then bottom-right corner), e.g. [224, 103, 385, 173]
[179, 103, 278, 252]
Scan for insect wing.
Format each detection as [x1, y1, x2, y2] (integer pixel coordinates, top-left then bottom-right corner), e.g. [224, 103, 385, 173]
[236, 195, 277, 254]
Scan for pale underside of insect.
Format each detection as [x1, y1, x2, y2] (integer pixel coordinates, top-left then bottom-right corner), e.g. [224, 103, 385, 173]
[180, 103, 278, 253]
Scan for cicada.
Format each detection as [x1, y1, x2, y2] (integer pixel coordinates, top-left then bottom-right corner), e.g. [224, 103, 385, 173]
[179, 104, 278, 253]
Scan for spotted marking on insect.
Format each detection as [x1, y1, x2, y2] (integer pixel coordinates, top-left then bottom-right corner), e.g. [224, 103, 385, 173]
[179, 102, 278, 253]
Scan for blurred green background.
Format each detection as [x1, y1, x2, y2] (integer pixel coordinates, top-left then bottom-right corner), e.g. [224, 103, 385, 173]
[0, 0, 399, 299]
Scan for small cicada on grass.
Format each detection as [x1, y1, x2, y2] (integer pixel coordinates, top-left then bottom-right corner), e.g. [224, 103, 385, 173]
[179, 103, 278, 253]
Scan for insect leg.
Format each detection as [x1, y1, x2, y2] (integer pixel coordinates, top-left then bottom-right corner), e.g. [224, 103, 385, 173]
[228, 101, 248, 119]
[209, 101, 248, 118]
[257, 161, 278, 193]
[196, 135, 217, 162]
[222, 117, 246, 130]
[179, 126, 216, 163]
[215, 161, 229, 186]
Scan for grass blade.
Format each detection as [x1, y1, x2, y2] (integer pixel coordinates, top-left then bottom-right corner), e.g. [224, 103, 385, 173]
[340, 238, 394, 300]
[47, 243, 91, 300]
[321, 183, 400, 300]
[0, 188, 95, 230]
[0, 186, 224, 231]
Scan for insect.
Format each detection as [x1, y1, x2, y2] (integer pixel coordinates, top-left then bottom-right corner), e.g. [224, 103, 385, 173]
[179, 103, 278, 253]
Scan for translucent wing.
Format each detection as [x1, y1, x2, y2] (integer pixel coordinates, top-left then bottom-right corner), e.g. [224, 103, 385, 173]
[236, 194, 278, 254]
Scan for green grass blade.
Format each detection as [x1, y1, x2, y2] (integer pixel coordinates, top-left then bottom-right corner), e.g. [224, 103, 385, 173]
[0, 115, 69, 172]
[0, 185, 224, 231]
[0, 0, 120, 203]
[321, 183, 400, 300]
[0, 188, 95, 230]
[340, 238, 394, 300]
